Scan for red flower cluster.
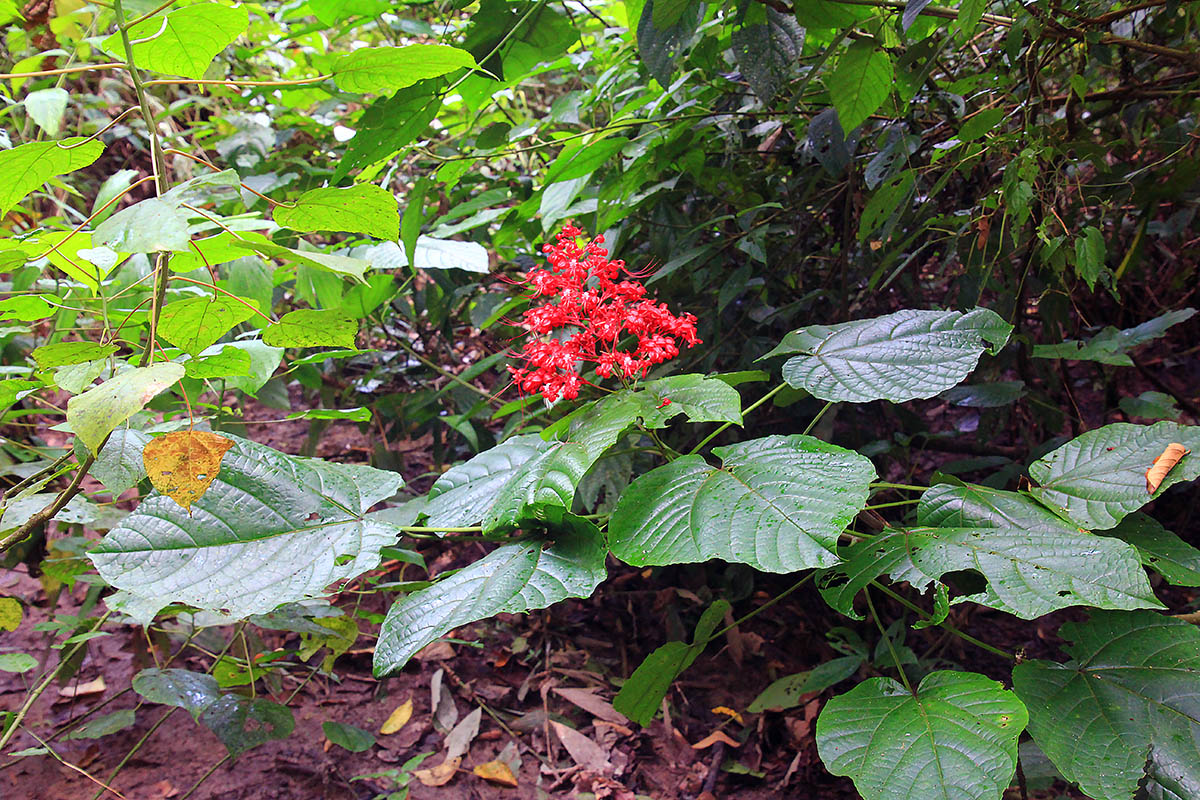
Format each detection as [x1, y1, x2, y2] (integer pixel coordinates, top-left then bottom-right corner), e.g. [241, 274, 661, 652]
[508, 225, 700, 402]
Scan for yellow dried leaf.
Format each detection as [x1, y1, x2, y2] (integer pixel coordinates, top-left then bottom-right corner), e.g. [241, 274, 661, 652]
[380, 698, 413, 734]
[473, 760, 518, 787]
[691, 729, 740, 749]
[710, 706, 744, 724]
[0, 597, 21, 632]
[59, 676, 106, 698]
[1146, 442, 1190, 494]
[143, 431, 234, 511]
[414, 756, 461, 787]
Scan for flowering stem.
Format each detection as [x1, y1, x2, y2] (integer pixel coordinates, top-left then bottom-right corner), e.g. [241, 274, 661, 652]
[687, 383, 785, 456]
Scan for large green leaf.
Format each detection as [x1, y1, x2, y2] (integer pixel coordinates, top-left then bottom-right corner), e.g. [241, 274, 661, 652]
[132, 668, 221, 719]
[90, 437, 404, 619]
[373, 520, 606, 676]
[609, 434, 875, 573]
[765, 308, 1011, 403]
[158, 296, 258, 356]
[820, 484, 1160, 619]
[333, 83, 442, 182]
[198, 694, 294, 758]
[731, 9, 804, 102]
[1013, 611, 1200, 800]
[1029, 422, 1200, 530]
[827, 40, 894, 133]
[816, 671, 1027, 800]
[1101, 513, 1200, 587]
[231, 239, 373, 283]
[332, 44, 476, 94]
[274, 184, 399, 240]
[637, 0, 704, 86]
[263, 309, 357, 349]
[0, 138, 105, 217]
[67, 364, 185, 454]
[92, 197, 192, 253]
[93, 429, 152, 494]
[420, 434, 554, 529]
[101, 3, 249, 79]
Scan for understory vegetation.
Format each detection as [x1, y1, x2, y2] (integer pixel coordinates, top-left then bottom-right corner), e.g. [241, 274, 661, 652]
[0, 0, 1198, 798]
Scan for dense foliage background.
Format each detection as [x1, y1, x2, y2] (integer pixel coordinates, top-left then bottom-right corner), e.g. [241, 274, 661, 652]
[0, 0, 1198, 798]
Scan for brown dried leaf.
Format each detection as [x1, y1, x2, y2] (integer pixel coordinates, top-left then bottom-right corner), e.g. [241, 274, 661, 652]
[549, 720, 612, 772]
[414, 756, 461, 787]
[473, 760, 518, 787]
[380, 698, 413, 735]
[142, 431, 234, 511]
[1146, 442, 1190, 493]
[553, 687, 628, 724]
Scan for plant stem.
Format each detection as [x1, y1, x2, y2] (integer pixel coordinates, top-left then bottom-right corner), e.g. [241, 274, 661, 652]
[870, 581, 1013, 661]
[865, 589, 914, 693]
[801, 400, 834, 436]
[688, 383, 784, 456]
[0, 611, 112, 752]
[870, 481, 928, 492]
[710, 573, 814, 641]
[177, 754, 231, 800]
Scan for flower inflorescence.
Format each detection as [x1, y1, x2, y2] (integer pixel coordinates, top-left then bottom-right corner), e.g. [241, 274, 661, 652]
[508, 225, 700, 401]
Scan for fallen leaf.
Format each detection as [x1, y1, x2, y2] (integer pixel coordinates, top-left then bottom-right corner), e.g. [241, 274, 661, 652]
[415, 640, 456, 661]
[1146, 442, 1190, 493]
[414, 756, 461, 787]
[691, 730, 740, 749]
[711, 706, 744, 724]
[380, 698, 413, 734]
[430, 668, 458, 733]
[142, 431, 234, 511]
[473, 760, 518, 787]
[549, 720, 611, 772]
[445, 707, 482, 760]
[553, 687, 628, 724]
[59, 676, 106, 698]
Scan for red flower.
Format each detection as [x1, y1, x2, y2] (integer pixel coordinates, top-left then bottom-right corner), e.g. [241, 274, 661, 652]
[508, 226, 701, 402]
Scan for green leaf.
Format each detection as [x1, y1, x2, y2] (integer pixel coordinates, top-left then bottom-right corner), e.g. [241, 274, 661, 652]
[0, 380, 41, 413]
[89, 436, 404, 619]
[198, 694, 294, 758]
[263, 309, 357, 349]
[34, 230, 124, 293]
[322, 721, 376, 752]
[637, 0, 704, 86]
[101, 3, 249, 79]
[286, 407, 371, 422]
[543, 137, 632, 186]
[1013, 611, 1200, 800]
[0, 597, 21, 631]
[158, 296, 258, 356]
[170, 231, 271, 273]
[133, 671, 223, 719]
[231, 239, 373, 283]
[614, 599, 730, 725]
[215, 340, 283, 395]
[93, 429, 152, 495]
[795, 0, 870, 28]
[731, 9, 804, 102]
[1119, 391, 1183, 421]
[858, 169, 914, 241]
[333, 44, 476, 94]
[817, 671, 1027, 800]
[1074, 226, 1107, 290]
[333, 83, 441, 183]
[483, 443, 595, 532]
[0, 294, 56, 322]
[0, 138, 105, 218]
[748, 656, 862, 712]
[0, 653, 38, 673]
[1032, 308, 1196, 366]
[373, 521, 606, 676]
[609, 434, 875, 573]
[400, 177, 428, 268]
[420, 434, 555, 529]
[1029, 422, 1200, 529]
[1102, 513, 1200, 587]
[92, 197, 192, 254]
[765, 308, 1012, 403]
[959, 108, 1006, 141]
[67, 364, 185, 454]
[63, 709, 136, 740]
[24, 88, 69, 137]
[957, 0, 987, 36]
[351, 237, 491, 273]
[32, 341, 117, 369]
[275, 184, 399, 240]
[184, 347, 253, 380]
[819, 484, 1161, 620]
[828, 40, 893, 133]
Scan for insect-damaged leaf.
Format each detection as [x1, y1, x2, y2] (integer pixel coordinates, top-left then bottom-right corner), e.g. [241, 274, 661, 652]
[143, 431, 235, 511]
